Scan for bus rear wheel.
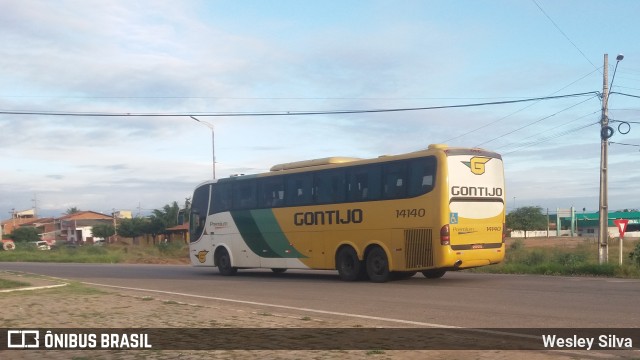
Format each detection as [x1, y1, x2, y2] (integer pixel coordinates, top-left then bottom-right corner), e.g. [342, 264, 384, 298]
[216, 248, 237, 276]
[422, 269, 446, 279]
[366, 247, 390, 283]
[336, 247, 364, 281]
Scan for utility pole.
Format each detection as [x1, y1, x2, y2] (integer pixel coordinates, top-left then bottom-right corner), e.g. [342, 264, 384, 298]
[598, 54, 609, 265]
[598, 53, 625, 264]
[190, 116, 216, 180]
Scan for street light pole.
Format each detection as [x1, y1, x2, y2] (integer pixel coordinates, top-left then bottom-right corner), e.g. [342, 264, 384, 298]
[598, 53, 624, 264]
[190, 116, 215, 180]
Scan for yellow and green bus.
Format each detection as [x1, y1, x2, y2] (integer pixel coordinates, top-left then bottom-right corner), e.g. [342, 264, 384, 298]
[188, 144, 505, 282]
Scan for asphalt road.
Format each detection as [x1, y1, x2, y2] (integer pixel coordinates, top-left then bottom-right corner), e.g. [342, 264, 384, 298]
[1, 262, 639, 328]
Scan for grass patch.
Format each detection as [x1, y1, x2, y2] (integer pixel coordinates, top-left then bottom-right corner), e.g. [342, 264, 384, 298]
[470, 238, 640, 278]
[0, 278, 31, 289]
[0, 242, 189, 264]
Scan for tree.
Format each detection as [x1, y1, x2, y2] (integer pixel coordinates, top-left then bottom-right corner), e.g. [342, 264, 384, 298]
[145, 201, 183, 244]
[65, 207, 80, 215]
[92, 224, 115, 242]
[142, 216, 166, 245]
[506, 206, 547, 239]
[10, 227, 41, 242]
[117, 217, 146, 244]
[151, 201, 181, 229]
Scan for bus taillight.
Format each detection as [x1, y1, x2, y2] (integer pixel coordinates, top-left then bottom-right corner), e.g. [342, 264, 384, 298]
[440, 224, 450, 245]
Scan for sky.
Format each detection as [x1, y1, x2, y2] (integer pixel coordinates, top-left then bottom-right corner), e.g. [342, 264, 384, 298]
[1, 0, 640, 219]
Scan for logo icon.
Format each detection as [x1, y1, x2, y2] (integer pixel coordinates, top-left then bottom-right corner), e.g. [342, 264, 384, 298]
[195, 250, 209, 263]
[7, 330, 40, 348]
[462, 156, 491, 175]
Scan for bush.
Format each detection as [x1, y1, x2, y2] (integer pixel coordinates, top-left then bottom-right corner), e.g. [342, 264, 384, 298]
[509, 239, 524, 251]
[630, 242, 640, 267]
[9, 227, 41, 242]
[156, 242, 187, 256]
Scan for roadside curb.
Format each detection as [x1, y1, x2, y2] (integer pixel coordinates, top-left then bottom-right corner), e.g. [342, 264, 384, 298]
[0, 271, 69, 293]
[0, 282, 68, 293]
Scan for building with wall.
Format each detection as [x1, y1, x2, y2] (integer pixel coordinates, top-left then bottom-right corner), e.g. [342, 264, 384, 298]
[575, 211, 640, 238]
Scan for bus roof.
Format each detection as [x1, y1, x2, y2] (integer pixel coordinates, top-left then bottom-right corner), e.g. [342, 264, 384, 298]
[270, 157, 363, 171]
[205, 144, 501, 183]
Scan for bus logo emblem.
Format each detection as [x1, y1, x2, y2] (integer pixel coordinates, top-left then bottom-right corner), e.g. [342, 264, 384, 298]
[195, 250, 209, 263]
[462, 156, 491, 175]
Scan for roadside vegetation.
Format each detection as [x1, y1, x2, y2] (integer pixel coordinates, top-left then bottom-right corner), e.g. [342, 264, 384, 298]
[0, 241, 189, 264]
[471, 237, 640, 278]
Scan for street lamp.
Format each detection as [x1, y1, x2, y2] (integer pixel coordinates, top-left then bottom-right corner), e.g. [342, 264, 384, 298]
[190, 116, 216, 180]
[598, 53, 623, 264]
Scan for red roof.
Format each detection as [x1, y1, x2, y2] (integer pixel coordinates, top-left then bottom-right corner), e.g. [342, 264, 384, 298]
[57, 211, 112, 221]
[165, 223, 189, 232]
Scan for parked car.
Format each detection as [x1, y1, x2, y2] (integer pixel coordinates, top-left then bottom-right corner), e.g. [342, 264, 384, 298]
[30, 241, 51, 250]
[93, 239, 106, 246]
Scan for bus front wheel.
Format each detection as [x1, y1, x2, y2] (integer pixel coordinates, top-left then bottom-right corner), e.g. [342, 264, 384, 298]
[216, 248, 237, 276]
[336, 247, 364, 281]
[366, 247, 390, 283]
[422, 269, 446, 279]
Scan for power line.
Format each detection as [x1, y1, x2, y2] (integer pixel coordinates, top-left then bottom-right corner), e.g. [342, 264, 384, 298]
[531, 0, 600, 72]
[440, 68, 601, 143]
[610, 141, 640, 148]
[0, 91, 599, 118]
[0, 95, 556, 101]
[496, 110, 600, 151]
[474, 94, 599, 147]
[611, 91, 640, 100]
[503, 121, 600, 155]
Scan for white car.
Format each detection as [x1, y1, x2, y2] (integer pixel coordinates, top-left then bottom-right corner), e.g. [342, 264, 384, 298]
[31, 241, 51, 250]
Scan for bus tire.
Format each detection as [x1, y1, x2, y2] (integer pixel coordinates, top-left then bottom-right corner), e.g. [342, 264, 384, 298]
[336, 247, 364, 281]
[422, 269, 446, 279]
[366, 246, 390, 283]
[216, 248, 237, 276]
[271, 268, 287, 274]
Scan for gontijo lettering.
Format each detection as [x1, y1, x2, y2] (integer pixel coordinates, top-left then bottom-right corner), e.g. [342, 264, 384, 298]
[294, 209, 363, 226]
[451, 186, 503, 197]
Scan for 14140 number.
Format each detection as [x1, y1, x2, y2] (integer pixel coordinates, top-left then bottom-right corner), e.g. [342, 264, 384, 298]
[395, 208, 426, 218]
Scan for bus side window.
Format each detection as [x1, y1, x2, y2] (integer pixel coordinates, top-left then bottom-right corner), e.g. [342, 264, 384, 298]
[383, 162, 407, 199]
[258, 177, 284, 208]
[348, 165, 381, 202]
[211, 183, 232, 214]
[315, 170, 346, 204]
[408, 157, 436, 197]
[285, 174, 313, 206]
[232, 181, 257, 210]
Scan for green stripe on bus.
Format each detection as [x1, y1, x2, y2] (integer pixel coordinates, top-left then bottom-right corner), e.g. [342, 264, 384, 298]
[251, 209, 306, 258]
[230, 210, 279, 257]
[230, 210, 304, 258]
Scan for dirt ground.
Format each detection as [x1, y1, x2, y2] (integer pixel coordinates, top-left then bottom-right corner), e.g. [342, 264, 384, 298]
[1, 269, 634, 360]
